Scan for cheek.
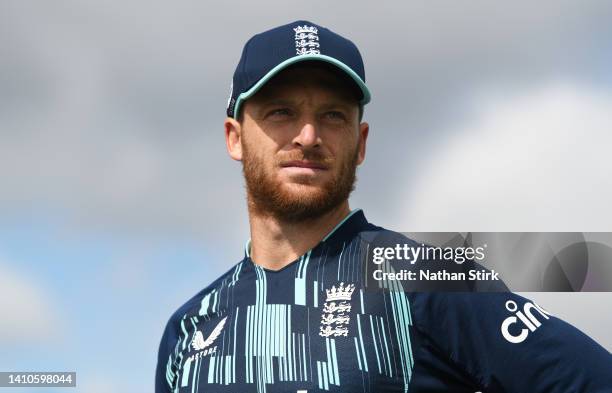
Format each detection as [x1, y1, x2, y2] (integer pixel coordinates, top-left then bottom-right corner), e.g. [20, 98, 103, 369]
[244, 138, 280, 170]
[243, 127, 270, 152]
[327, 131, 358, 159]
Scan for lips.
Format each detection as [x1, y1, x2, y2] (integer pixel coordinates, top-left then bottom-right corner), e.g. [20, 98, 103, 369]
[281, 160, 328, 170]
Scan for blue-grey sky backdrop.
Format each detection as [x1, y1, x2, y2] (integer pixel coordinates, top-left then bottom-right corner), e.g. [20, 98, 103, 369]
[1, 1, 611, 392]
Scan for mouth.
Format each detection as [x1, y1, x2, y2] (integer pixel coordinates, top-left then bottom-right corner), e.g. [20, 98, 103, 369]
[280, 160, 329, 171]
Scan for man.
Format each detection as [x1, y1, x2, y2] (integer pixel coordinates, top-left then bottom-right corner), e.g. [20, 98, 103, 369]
[156, 21, 611, 392]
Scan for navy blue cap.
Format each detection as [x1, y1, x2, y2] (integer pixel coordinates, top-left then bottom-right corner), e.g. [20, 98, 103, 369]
[226, 20, 371, 118]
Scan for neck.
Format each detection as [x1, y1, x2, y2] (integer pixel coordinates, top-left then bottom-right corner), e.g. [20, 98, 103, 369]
[248, 201, 352, 271]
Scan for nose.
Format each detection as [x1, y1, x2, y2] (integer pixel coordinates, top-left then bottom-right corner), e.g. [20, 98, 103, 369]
[292, 121, 321, 149]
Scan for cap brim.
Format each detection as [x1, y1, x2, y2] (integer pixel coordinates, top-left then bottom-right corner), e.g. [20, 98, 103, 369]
[232, 54, 370, 119]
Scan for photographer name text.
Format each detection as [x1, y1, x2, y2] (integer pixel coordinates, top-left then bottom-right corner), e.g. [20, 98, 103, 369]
[373, 269, 500, 281]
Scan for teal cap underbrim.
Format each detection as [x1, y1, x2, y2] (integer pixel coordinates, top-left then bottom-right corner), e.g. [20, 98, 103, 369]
[232, 54, 371, 119]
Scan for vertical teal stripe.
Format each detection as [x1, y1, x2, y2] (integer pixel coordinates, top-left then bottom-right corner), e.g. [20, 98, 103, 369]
[375, 317, 387, 376]
[208, 356, 217, 383]
[245, 307, 250, 383]
[225, 356, 230, 385]
[303, 250, 312, 276]
[288, 305, 293, 381]
[302, 334, 307, 381]
[181, 358, 192, 387]
[251, 305, 255, 383]
[398, 292, 414, 367]
[272, 304, 277, 356]
[206, 356, 214, 383]
[360, 289, 364, 314]
[307, 307, 313, 382]
[211, 291, 218, 313]
[278, 327, 284, 381]
[322, 360, 328, 390]
[265, 304, 269, 383]
[300, 250, 312, 278]
[356, 315, 369, 372]
[166, 356, 173, 386]
[325, 338, 334, 385]
[286, 307, 290, 380]
[229, 262, 242, 286]
[389, 290, 414, 390]
[263, 269, 269, 388]
[281, 305, 286, 380]
[317, 361, 323, 389]
[233, 308, 239, 383]
[295, 251, 311, 305]
[370, 314, 382, 373]
[255, 267, 261, 388]
[199, 292, 211, 316]
[194, 356, 202, 393]
[313, 281, 318, 308]
[390, 293, 406, 377]
[292, 333, 297, 381]
[278, 304, 283, 357]
[217, 353, 222, 388]
[296, 255, 304, 277]
[336, 242, 345, 281]
[380, 317, 392, 377]
[280, 308, 285, 381]
[331, 338, 339, 385]
[295, 278, 306, 305]
[180, 318, 188, 350]
[255, 267, 265, 390]
[269, 306, 274, 383]
[191, 358, 199, 392]
[354, 337, 363, 370]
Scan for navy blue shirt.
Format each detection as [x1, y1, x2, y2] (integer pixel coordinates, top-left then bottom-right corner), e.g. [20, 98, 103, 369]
[156, 210, 611, 392]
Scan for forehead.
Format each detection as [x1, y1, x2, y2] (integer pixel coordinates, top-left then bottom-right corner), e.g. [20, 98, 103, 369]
[250, 62, 362, 104]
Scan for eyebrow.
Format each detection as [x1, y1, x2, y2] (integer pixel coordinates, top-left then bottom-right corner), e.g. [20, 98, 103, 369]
[256, 98, 298, 107]
[255, 98, 355, 115]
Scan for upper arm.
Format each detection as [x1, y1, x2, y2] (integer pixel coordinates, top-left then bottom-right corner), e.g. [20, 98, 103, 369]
[412, 292, 612, 392]
[155, 317, 178, 393]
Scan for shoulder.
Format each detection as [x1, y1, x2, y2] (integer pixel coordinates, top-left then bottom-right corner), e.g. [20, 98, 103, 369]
[407, 292, 612, 390]
[156, 259, 246, 392]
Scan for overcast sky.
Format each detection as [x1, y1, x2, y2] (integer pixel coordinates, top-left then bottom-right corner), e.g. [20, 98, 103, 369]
[1, 1, 611, 392]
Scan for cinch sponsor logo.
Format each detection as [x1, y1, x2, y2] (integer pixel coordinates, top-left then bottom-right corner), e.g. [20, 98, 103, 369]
[500, 300, 551, 344]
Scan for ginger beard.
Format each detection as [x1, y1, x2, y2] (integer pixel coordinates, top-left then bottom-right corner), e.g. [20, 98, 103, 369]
[241, 139, 360, 222]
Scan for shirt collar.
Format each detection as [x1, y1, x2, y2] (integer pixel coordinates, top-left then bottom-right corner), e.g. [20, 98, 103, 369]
[244, 208, 368, 258]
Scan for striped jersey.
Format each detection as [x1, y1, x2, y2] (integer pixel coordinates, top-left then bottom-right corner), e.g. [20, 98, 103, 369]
[155, 209, 612, 392]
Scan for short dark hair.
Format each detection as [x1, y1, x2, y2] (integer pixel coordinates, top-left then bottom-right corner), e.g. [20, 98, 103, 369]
[236, 61, 364, 123]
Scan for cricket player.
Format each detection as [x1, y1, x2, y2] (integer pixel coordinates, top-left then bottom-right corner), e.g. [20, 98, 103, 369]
[156, 20, 611, 392]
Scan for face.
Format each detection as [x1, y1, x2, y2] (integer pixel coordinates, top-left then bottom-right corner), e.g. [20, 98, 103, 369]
[225, 64, 369, 222]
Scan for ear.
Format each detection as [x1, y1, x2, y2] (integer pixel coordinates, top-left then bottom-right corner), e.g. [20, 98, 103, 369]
[356, 121, 369, 165]
[225, 117, 243, 161]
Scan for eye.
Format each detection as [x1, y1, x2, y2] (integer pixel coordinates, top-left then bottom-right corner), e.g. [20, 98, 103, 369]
[324, 111, 347, 121]
[268, 108, 293, 118]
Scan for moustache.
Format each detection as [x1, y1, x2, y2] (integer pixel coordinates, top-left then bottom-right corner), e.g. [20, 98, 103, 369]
[276, 151, 334, 166]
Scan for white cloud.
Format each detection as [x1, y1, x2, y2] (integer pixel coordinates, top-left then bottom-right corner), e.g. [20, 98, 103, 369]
[1, 1, 611, 244]
[399, 83, 612, 231]
[0, 260, 60, 344]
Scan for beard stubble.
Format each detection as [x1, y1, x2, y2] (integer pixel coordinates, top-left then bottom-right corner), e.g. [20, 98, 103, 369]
[242, 142, 359, 223]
